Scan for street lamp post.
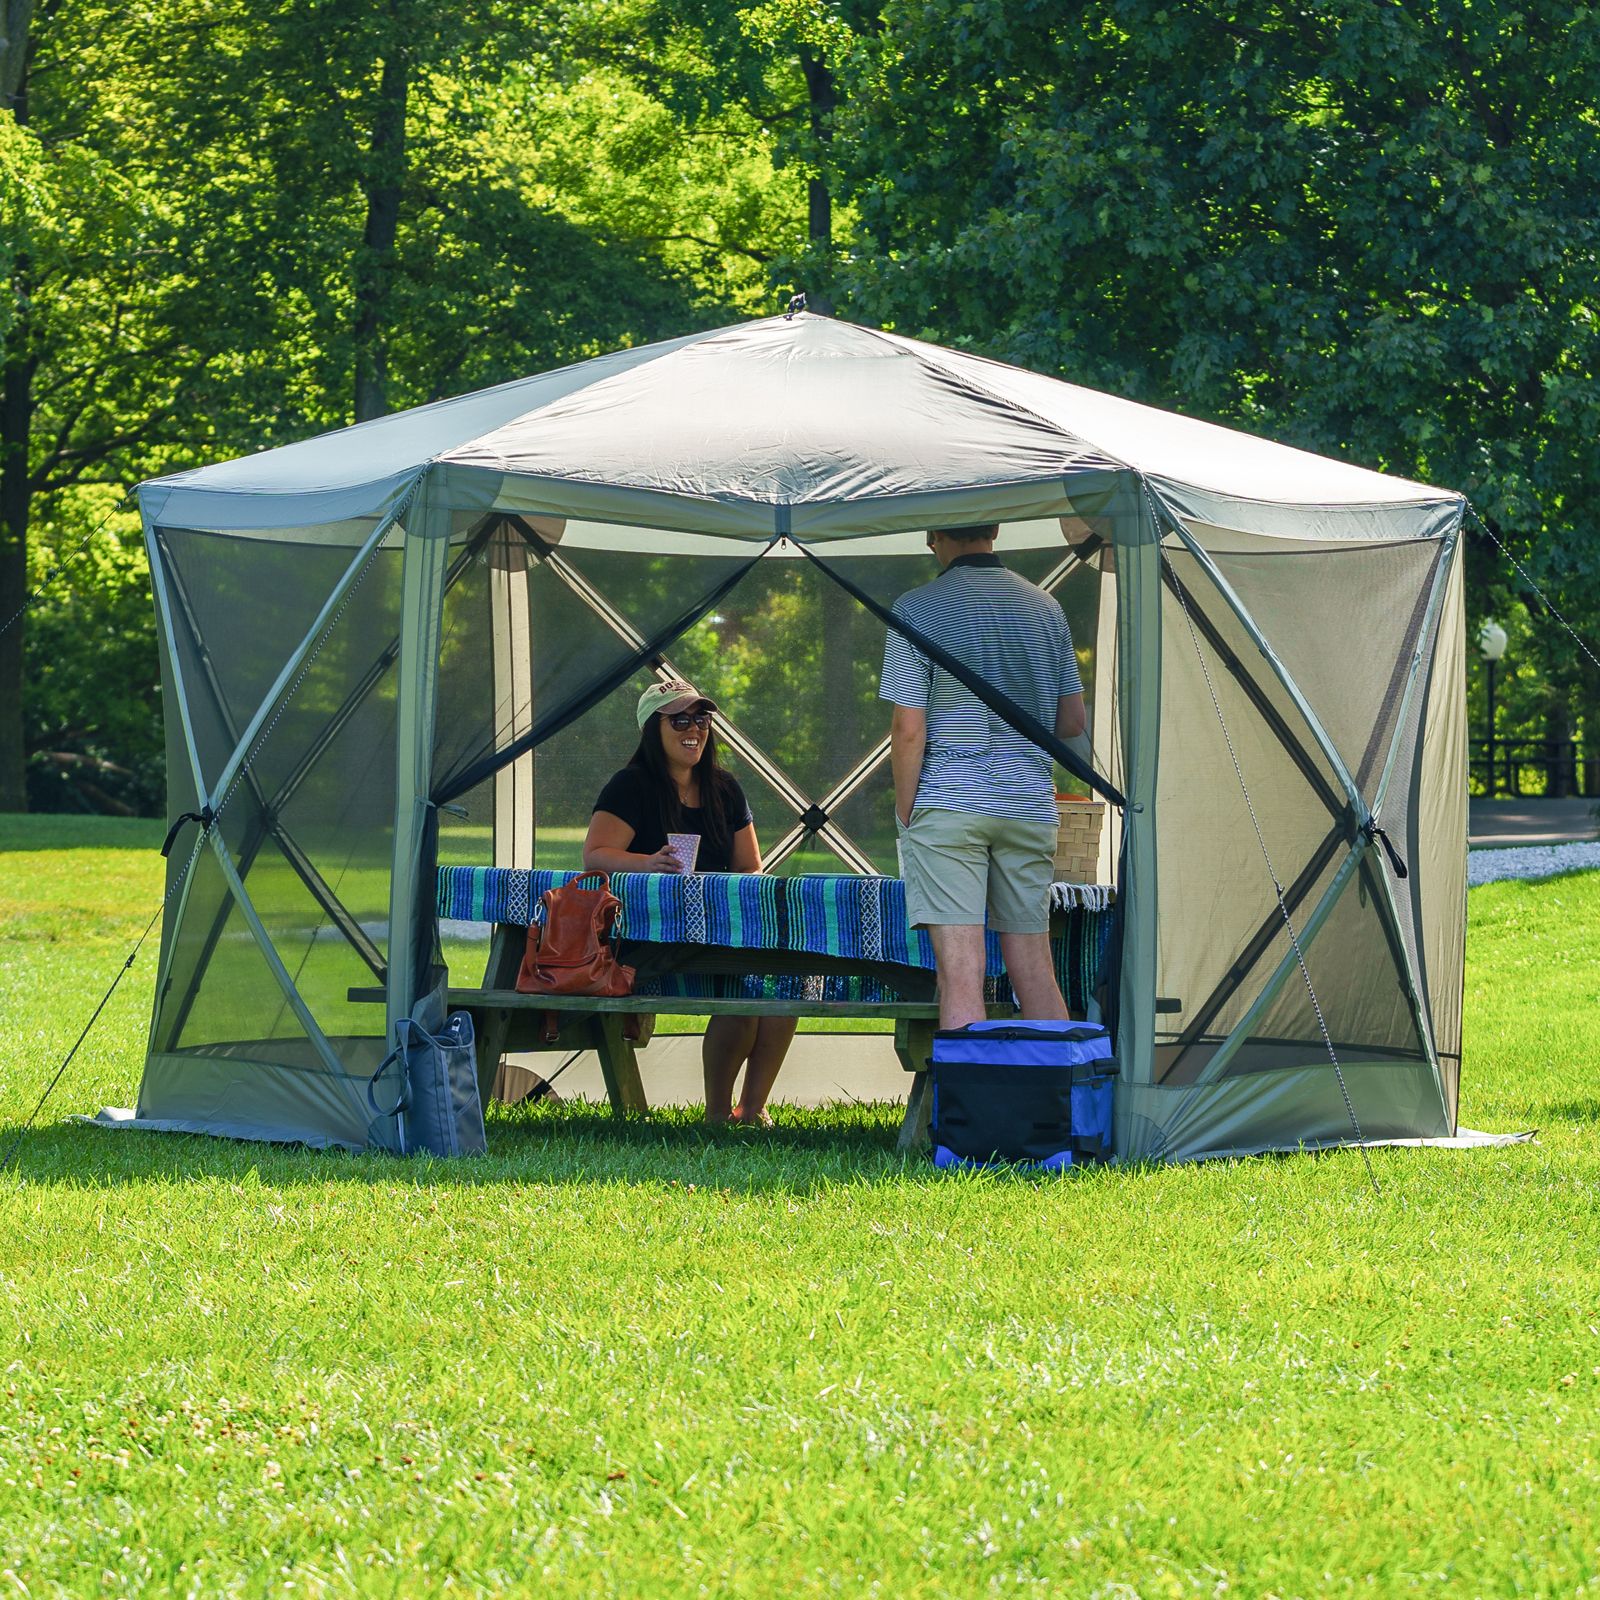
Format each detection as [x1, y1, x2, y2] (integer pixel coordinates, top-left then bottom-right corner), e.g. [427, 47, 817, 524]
[1479, 620, 1508, 797]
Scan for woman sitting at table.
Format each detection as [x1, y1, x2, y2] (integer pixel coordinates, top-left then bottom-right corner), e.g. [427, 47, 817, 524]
[582, 679, 797, 1127]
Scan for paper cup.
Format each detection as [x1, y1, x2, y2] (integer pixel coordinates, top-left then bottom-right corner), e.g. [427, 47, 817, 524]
[667, 832, 701, 873]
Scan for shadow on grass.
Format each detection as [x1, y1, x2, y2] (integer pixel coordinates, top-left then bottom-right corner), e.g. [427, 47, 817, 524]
[0, 814, 165, 852]
[0, 1099, 981, 1195]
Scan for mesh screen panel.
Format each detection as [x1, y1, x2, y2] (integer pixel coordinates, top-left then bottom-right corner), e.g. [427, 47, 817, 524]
[1207, 542, 1442, 800]
[428, 527, 1104, 895]
[149, 523, 407, 1099]
[1153, 549, 1354, 1077]
[1150, 532, 1448, 1146]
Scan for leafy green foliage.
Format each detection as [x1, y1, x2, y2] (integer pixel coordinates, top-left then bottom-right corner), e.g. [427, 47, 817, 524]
[5, 0, 804, 813]
[0, 112, 47, 359]
[21, 497, 160, 814]
[7, 0, 1600, 812]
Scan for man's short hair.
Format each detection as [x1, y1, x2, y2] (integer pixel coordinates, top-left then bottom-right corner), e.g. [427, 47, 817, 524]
[936, 523, 999, 544]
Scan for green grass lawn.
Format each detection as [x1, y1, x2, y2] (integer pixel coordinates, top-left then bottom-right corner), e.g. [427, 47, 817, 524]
[2, 815, 1598, 1596]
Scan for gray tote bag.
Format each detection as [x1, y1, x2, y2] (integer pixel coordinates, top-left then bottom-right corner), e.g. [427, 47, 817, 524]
[368, 1012, 486, 1157]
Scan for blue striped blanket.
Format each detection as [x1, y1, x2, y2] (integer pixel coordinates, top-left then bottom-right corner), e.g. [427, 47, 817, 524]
[438, 867, 1113, 1012]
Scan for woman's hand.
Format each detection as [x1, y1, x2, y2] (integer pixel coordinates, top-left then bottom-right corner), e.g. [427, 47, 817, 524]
[643, 845, 684, 874]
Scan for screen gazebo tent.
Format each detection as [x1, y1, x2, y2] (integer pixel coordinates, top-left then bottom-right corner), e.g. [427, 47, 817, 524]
[122, 312, 1467, 1160]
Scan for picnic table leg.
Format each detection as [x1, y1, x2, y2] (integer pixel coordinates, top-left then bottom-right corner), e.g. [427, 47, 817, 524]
[897, 1072, 933, 1152]
[472, 1006, 512, 1106]
[894, 1017, 936, 1152]
[592, 1012, 650, 1117]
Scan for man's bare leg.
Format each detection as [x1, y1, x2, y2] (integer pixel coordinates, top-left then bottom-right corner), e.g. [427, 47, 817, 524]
[998, 931, 1070, 1020]
[929, 923, 987, 1030]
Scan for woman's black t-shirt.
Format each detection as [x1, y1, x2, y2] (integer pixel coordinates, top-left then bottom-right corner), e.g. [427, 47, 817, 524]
[592, 765, 754, 871]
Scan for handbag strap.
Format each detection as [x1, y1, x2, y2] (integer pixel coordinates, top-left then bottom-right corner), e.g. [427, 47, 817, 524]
[366, 1036, 411, 1119]
[539, 871, 624, 941]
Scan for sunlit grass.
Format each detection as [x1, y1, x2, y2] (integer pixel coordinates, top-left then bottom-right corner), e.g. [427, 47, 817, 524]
[1, 815, 1597, 1596]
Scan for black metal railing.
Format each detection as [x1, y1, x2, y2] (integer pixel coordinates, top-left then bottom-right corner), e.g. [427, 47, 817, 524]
[1470, 737, 1598, 798]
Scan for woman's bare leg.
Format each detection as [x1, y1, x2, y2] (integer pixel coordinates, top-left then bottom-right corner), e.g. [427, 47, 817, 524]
[703, 1014, 758, 1122]
[733, 1016, 799, 1124]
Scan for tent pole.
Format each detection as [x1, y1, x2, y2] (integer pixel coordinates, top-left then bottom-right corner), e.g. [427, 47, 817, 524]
[140, 508, 214, 1040]
[489, 522, 536, 870]
[1113, 480, 1162, 1123]
[385, 478, 450, 1050]
[142, 516, 209, 803]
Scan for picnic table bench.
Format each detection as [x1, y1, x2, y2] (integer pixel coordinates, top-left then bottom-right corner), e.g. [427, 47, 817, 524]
[353, 867, 1115, 1149]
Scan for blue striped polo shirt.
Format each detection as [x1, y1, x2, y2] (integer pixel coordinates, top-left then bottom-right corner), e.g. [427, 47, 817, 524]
[879, 554, 1083, 824]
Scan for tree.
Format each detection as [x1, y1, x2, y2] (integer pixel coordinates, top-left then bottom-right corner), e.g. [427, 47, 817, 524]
[2, 1, 206, 811]
[833, 0, 1600, 709]
[3, 0, 790, 812]
[579, 0, 887, 311]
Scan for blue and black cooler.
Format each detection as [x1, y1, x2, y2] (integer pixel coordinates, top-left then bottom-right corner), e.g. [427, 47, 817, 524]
[929, 1020, 1118, 1171]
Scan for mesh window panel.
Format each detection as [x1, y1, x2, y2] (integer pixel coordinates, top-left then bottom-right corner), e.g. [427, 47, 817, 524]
[1154, 548, 1357, 1080]
[1208, 538, 1444, 1069]
[150, 523, 405, 1084]
[1206, 541, 1442, 801]
[429, 526, 1107, 890]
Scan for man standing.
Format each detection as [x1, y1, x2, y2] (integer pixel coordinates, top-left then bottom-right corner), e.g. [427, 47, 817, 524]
[880, 523, 1087, 1029]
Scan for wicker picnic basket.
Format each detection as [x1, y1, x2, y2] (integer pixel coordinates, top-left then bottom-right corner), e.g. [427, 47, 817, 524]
[1053, 795, 1106, 883]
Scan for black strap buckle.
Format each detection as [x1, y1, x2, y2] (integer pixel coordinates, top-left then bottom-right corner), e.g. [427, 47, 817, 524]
[1363, 819, 1409, 880]
[160, 804, 216, 858]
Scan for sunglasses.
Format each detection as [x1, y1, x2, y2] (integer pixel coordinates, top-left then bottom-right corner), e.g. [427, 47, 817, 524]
[664, 711, 712, 731]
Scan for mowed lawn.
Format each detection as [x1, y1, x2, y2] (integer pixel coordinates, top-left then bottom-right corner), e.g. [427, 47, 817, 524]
[1, 815, 1598, 1598]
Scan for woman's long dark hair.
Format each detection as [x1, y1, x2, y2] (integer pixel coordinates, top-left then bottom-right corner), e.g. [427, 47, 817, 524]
[627, 715, 739, 852]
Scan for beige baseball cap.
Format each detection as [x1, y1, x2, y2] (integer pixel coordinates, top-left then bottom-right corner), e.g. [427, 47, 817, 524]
[636, 679, 718, 729]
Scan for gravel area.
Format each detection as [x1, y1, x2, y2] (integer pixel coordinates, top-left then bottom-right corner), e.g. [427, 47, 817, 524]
[1469, 841, 1600, 887]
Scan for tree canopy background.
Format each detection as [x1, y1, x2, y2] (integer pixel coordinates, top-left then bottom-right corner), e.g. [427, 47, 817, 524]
[1, 0, 1596, 814]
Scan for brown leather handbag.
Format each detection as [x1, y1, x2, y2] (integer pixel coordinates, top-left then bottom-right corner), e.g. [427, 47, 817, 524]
[515, 872, 636, 998]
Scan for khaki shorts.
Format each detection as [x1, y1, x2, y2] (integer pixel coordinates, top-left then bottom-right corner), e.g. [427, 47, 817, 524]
[897, 807, 1056, 933]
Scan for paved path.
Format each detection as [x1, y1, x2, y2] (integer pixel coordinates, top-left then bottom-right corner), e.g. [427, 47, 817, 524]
[1469, 798, 1596, 848]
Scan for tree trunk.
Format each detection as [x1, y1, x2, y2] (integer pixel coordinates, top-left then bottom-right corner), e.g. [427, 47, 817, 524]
[798, 49, 836, 315]
[0, 0, 34, 109]
[0, 8, 33, 811]
[352, 44, 408, 423]
[0, 348, 34, 811]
